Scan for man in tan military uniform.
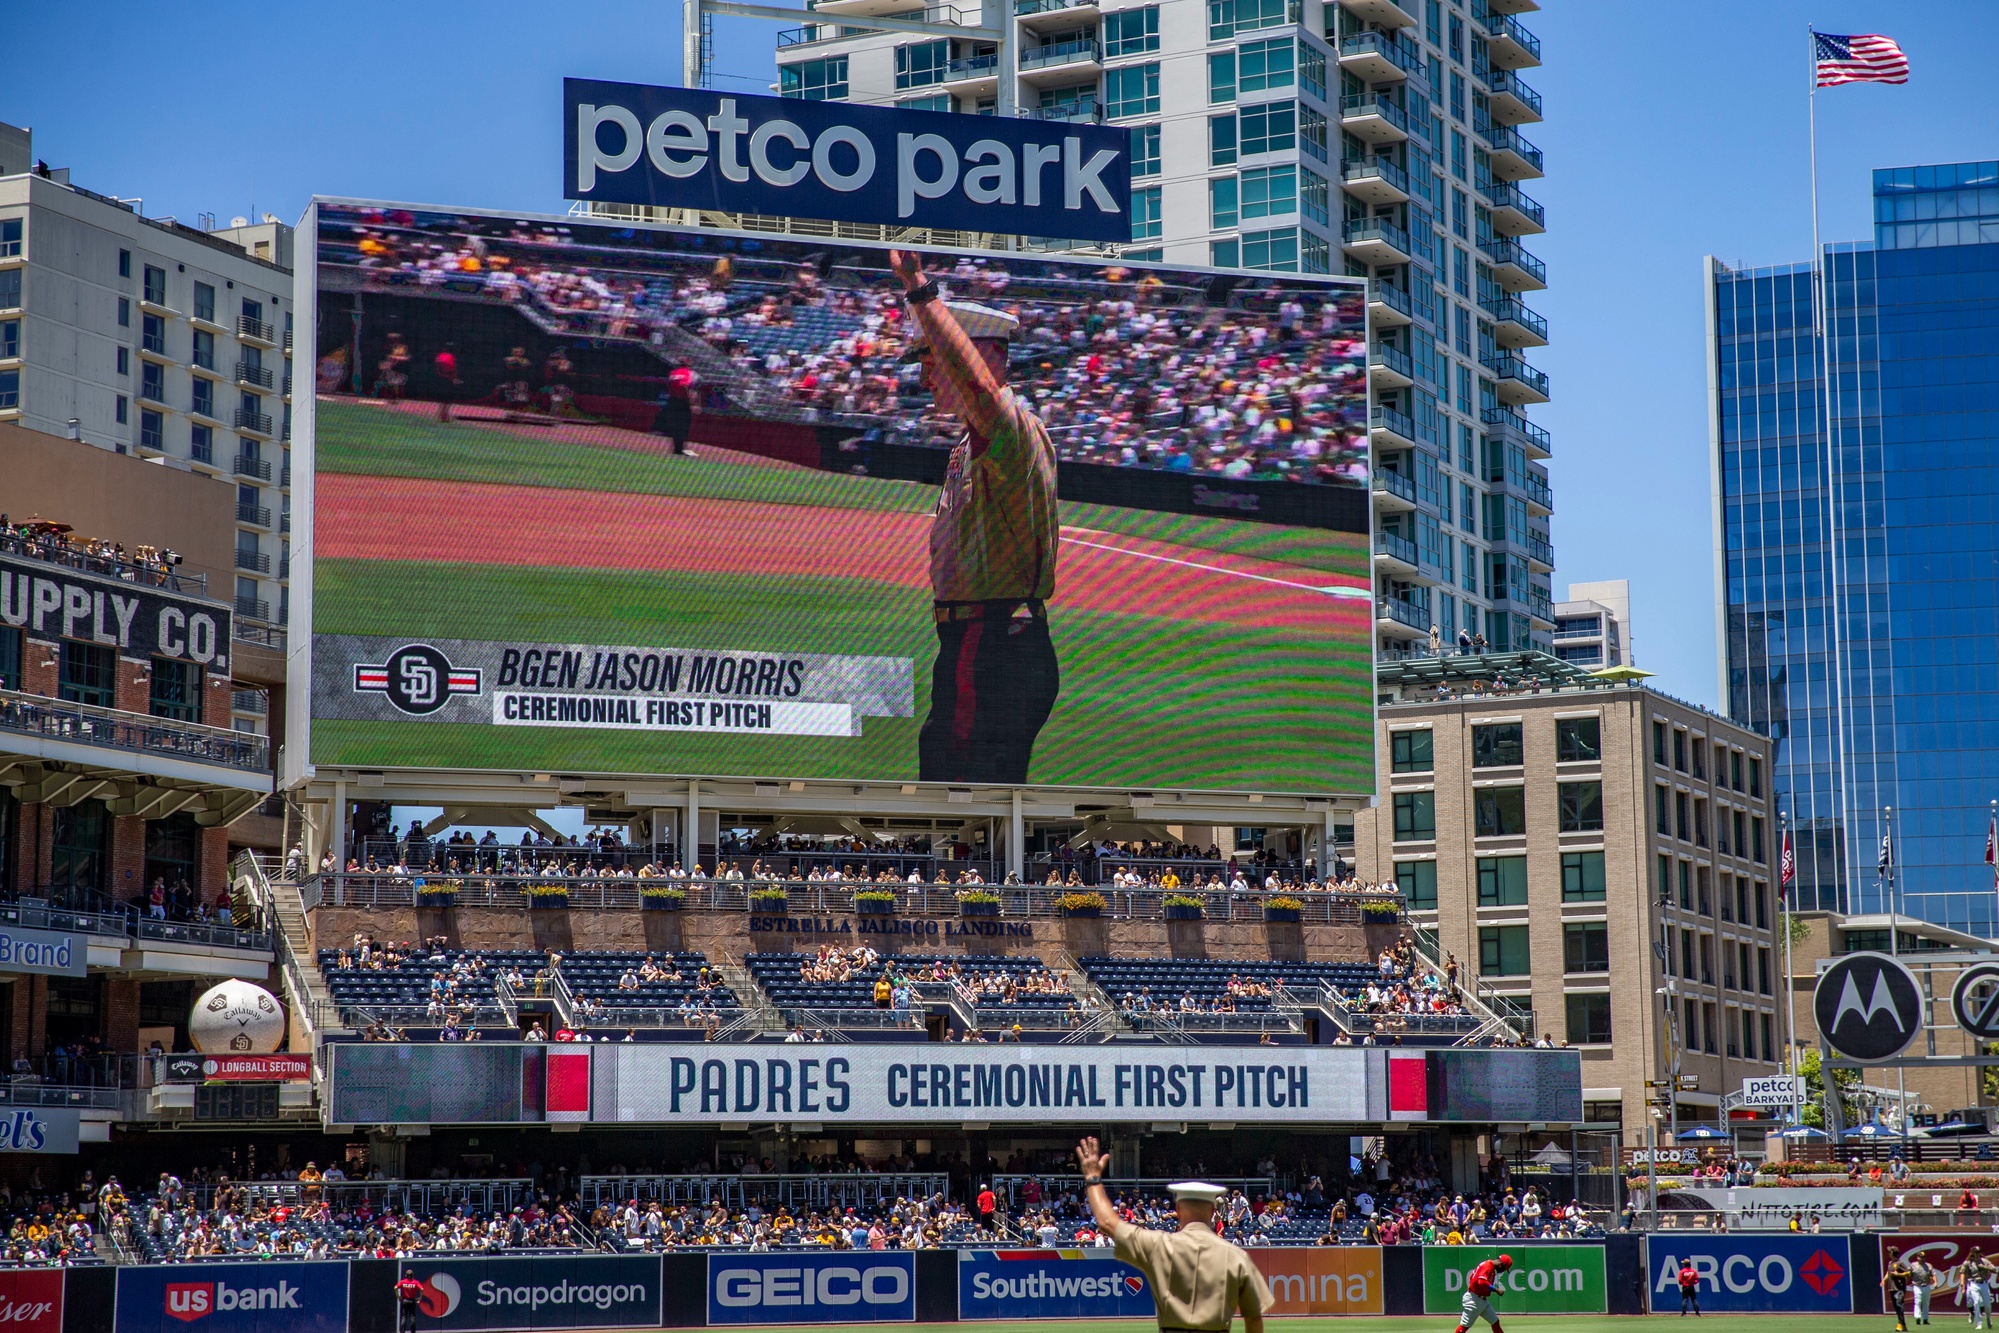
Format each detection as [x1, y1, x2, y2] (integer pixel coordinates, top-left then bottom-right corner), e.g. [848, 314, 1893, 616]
[1074, 1136, 1273, 1333]
[889, 249, 1060, 785]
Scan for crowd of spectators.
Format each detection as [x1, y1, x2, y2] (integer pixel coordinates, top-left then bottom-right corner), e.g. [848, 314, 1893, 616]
[0, 514, 192, 592]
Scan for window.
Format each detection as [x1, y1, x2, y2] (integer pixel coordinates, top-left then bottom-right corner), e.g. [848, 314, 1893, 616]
[1751, 817, 1766, 863]
[140, 408, 163, 450]
[1714, 744, 1729, 784]
[1239, 165, 1296, 220]
[1471, 722, 1522, 767]
[1702, 1002, 1717, 1054]
[1691, 739, 1705, 779]
[1733, 810, 1746, 858]
[1564, 992, 1612, 1045]
[140, 360, 164, 403]
[1564, 922, 1608, 974]
[1680, 930, 1695, 978]
[1762, 1012, 1774, 1062]
[190, 424, 212, 463]
[145, 812, 201, 899]
[151, 658, 202, 722]
[899, 95, 953, 112]
[142, 312, 165, 355]
[1556, 716, 1600, 762]
[1130, 186, 1162, 241]
[1106, 62, 1159, 118]
[894, 40, 948, 89]
[780, 56, 848, 100]
[1748, 756, 1762, 797]
[1738, 942, 1752, 992]
[1129, 123, 1160, 177]
[115, 395, 128, 424]
[1209, 0, 1286, 38]
[1673, 728, 1687, 771]
[1755, 882, 1769, 929]
[0, 627, 19, 690]
[1562, 851, 1606, 903]
[50, 798, 109, 895]
[1239, 101, 1294, 154]
[115, 296, 129, 326]
[1209, 114, 1237, 166]
[118, 249, 132, 279]
[0, 218, 19, 258]
[1395, 860, 1437, 910]
[1698, 933, 1714, 982]
[1678, 860, 1691, 909]
[0, 319, 16, 359]
[1239, 227, 1297, 271]
[1559, 781, 1603, 833]
[59, 640, 116, 707]
[1238, 37, 1293, 93]
[1478, 925, 1530, 977]
[1653, 720, 1668, 764]
[1476, 855, 1526, 906]
[1210, 176, 1239, 230]
[1474, 786, 1525, 837]
[1393, 790, 1435, 841]
[193, 281, 215, 323]
[192, 376, 213, 419]
[1104, 6, 1158, 56]
[1211, 239, 1239, 268]
[116, 346, 130, 376]
[1208, 51, 1237, 103]
[143, 265, 166, 305]
[1698, 867, 1713, 916]
[1675, 791, 1690, 841]
[0, 369, 16, 409]
[1390, 729, 1433, 773]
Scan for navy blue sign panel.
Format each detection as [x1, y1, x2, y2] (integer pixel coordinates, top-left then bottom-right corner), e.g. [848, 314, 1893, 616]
[114, 1262, 349, 1333]
[564, 79, 1133, 242]
[398, 1255, 661, 1330]
[1648, 1236, 1853, 1314]
[708, 1253, 916, 1324]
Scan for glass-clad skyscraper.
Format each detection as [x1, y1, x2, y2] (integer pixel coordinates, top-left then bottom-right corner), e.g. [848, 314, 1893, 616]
[1709, 159, 1999, 932]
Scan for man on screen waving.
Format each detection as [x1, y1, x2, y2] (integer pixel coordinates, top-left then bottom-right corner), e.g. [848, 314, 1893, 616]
[889, 249, 1060, 785]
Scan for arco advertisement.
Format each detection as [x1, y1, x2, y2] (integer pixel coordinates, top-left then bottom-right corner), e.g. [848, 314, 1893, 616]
[1422, 1245, 1607, 1315]
[394, 1255, 661, 1330]
[707, 1253, 916, 1325]
[1648, 1236, 1852, 1313]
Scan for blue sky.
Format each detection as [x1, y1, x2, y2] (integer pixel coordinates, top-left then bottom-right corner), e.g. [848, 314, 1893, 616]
[8, 1, 1997, 708]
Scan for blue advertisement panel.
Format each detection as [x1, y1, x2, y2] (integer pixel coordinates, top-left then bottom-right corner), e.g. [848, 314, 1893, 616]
[1647, 1235, 1854, 1313]
[563, 79, 1133, 242]
[707, 1253, 916, 1325]
[397, 1255, 661, 1329]
[958, 1249, 1153, 1321]
[114, 1262, 349, 1333]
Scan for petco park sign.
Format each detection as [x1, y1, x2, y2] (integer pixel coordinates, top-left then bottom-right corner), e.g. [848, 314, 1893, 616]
[563, 79, 1133, 241]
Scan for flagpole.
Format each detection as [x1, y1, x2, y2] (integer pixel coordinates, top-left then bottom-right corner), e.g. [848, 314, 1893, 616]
[1782, 813, 1799, 1125]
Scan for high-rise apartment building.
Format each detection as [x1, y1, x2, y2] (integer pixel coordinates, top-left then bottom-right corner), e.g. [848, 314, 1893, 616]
[0, 124, 295, 742]
[1552, 578, 1631, 669]
[767, 0, 1554, 657]
[1709, 159, 1999, 931]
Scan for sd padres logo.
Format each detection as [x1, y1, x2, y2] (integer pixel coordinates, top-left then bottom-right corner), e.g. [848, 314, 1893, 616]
[353, 645, 481, 716]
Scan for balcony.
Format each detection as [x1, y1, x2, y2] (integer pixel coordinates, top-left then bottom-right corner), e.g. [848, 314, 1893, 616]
[1019, 37, 1102, 81]
[1375, 596, 1429, 638]
[233, 453, 272, 481]
[1374, 530, 1419, 573]
[234, 549, 271, 575]
[283, 329, 293, 353]
[0, 687, 271, 789]
[1341, 155, 1409, 205]
[236, 503, 272, 528]
[279, 555, 290, 580]
[1479, 236, 1547, 291]
[1342, 216, 1411, 266]
[1527, 530, 1553, 569]
[1337, 31, 1421, 83]
[1368, 341, 1414, 389]
[234, 408, 274, 437]
[232, 690, 268, 716]
[235, 361, 274, 390]
[1022, 100, 1102, 123]
[1372, 466, 1418, 512]
[1369, 404, 1416, 447]
[1339, 94, 1409, 147]
[1017, 0, 1100, 22]
[235, 595, 270, 623]
[1481, 353, 1550, 406]
[1482, 11, 1541, 68]
[1481, 124, 1544, 179]
[1482, 181, 1545, 234]
[1482, 407, 1551, 459]
[237, 316, 277, 346]
[1484, 68, 1542, 123]
[1480, 294, 1547, 348]
[941, 52, 1000, 87]
[1367, 280, 1412, 327]
[1496, 465, 1553, 514]
[1336, 0, 1416, 29]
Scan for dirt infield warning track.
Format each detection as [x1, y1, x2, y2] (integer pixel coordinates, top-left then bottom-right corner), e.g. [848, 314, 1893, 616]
[316, 474, 1371, 634]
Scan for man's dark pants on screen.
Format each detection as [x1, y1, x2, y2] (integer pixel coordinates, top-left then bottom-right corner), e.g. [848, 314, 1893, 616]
[919, 601, 1058, 784]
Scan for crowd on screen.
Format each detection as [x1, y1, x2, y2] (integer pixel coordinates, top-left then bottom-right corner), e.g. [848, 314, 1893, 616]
[322, 214, 1370, 485]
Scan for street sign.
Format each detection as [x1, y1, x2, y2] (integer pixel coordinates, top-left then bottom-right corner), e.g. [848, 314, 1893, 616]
[1813, 952, 1923, 1062]
[1740, 1074, 1805, 1107]
[1952, 964, 1999, 1040]
[1677, 1075, 1701, 1090]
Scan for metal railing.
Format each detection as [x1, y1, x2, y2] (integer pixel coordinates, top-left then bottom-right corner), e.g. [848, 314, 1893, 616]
[579, 1174, 948, 1213]
[1482, 406, 1552, 455]
[1016, 0, 1095, 14]
[236, 315, 276, 344]
[132, 914, 271, 952]
[1481, 295, 1547, 341]
[1376, 597, 1427, 631]
[0, 896, 132, 939]
[1020, 102, 1103, 123]
[1342, 155, 1409, 196]
[1372, 468, 1418, 504]
[233, 454, 272, 481]
[1343, 216, 1411, 257]
[1484, 68, 1542, 117]
[1480, 124, 1544, 173]
[1339, 94, 1408, 135]
[992, 1174, 1273, 1202]
[1370, 403, 1416, 440]
[944, 54, 999, 79]
[0, 687, 269, 773]
[234, 362, 273, 390]
[1481, 352, 1550, 398]
[1482, 10, 1542, 63]
[1337, 30, 1422, 77]
[233, 549, 270, 574]
[0, 529, 208, 594]
[1482, 181, 1545, 228]
[1369, 341, 1413, 379]
[233, 409, 273, 436]
[1480, 236, 1548, 283]
[1374, 529, 1418, 565]
[1022, 37, 1101, 67]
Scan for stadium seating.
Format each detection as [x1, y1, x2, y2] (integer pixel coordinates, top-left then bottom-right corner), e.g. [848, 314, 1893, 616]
[1077, 957, 1384, 1010]
[315, 948, 738, 1024]
[744, 952, 1076, 1020]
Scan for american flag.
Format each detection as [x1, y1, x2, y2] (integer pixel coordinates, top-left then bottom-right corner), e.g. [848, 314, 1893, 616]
[1814, 32, 1910, 87]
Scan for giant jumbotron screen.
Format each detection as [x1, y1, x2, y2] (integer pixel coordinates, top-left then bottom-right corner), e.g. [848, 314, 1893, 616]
[296, 200, 1375, 796]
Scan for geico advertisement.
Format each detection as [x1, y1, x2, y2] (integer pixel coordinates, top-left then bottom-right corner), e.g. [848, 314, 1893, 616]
[707, 1253, 915, 1324]
[114, 1261, 348, 1333]
[1422, 1245, 1607, 1314]
[1649, 1236, 1852, 1313]
[1253, 1247, 1385, 1316]
[958, 1249, 1151, 1321]
[400, 1255, 661, 1329]
[593, 1046, 1381, 1124]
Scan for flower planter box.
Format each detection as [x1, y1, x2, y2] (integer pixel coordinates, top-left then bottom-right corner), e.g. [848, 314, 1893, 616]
[1163, 904, 1204, 921]
[748, 894, 792, 913]
[854, 898, 898, 916]
[958, 901, 1001, 918]
[640, 894, 685, 912]
[416, 888, 460, 909]
[1263, 906, 1302, 923]
[526, 892, 570, 911]
[1058, 905, 1103, 919]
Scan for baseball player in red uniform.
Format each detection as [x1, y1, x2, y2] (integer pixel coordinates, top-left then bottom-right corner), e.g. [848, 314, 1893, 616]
[1455, 1253, 1513, 1333]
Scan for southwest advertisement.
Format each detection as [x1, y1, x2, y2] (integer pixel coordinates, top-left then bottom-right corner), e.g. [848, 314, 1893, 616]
[113, 1261, 349, 1333]
[302, 202, 1376, 795]
[957, 1250, 1152, 1321]
[1422, 1245, 1607, 1315]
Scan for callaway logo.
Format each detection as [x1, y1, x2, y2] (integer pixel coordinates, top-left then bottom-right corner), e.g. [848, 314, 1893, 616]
[1830, 971, 1907, 1032]
[1799, 1249, 1845, 1295]
[354, 644, 481, 716]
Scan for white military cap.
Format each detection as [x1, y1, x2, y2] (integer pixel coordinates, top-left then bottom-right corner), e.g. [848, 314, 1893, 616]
[1166, 1181, 1226, 1203]
[901, 301, 1020, 359]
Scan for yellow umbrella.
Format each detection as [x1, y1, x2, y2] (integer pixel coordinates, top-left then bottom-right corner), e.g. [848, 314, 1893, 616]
[1592, 665, 1655, 683]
